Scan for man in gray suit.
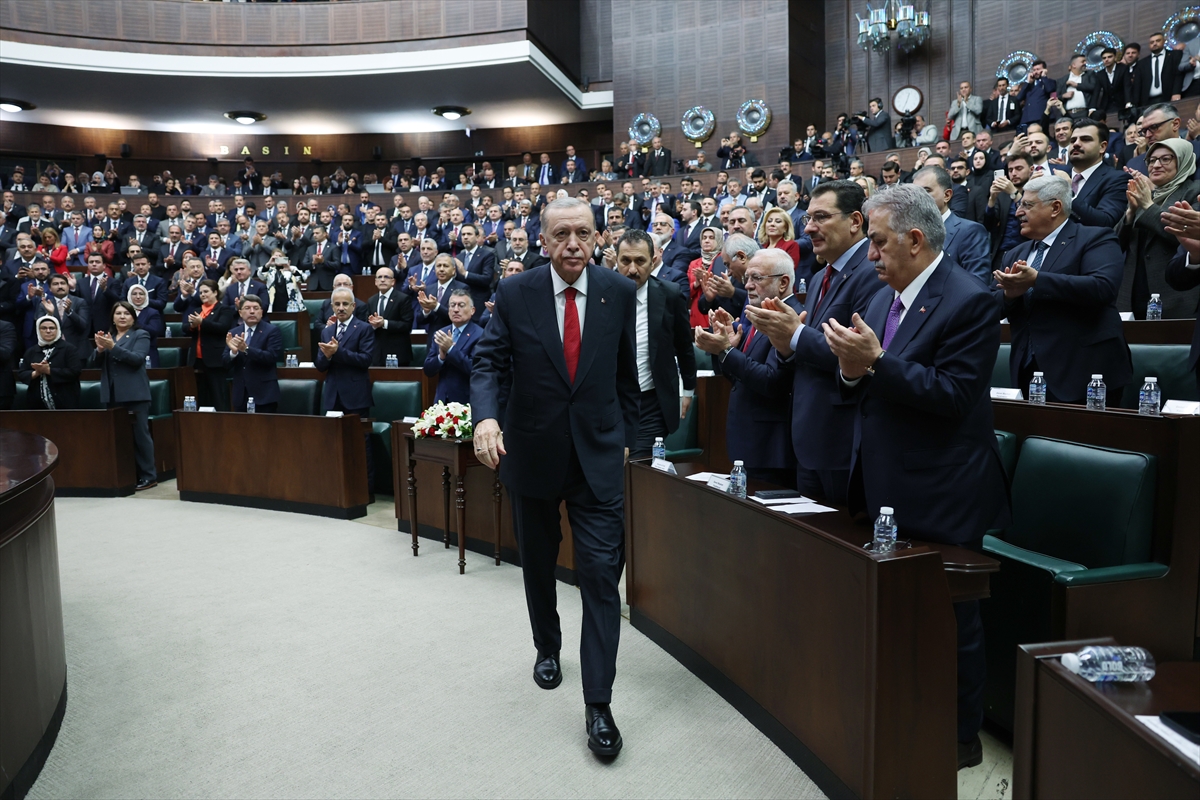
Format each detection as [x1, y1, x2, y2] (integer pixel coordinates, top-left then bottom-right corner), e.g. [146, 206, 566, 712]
[948, 81, 984, 139]
[1180, 35, 1200, 98]
[912, 166, 991, 284]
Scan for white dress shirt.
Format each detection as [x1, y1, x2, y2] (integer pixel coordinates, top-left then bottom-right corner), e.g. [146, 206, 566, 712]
[550, 265, 587, 341]
[788, 236, 869, 349]
[1070, 161, 1102, 196]
[635, 280, 653, 391]
[377, 287, 395, 329]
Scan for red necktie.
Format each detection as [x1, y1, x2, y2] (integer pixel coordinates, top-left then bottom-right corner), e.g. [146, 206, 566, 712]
[817, 264, 833, 305]
[563, 287, 581, 383]
[741, 324, 755, 352]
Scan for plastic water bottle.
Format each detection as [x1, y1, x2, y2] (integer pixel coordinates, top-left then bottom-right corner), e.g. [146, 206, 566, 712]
[873, 507, 898, 553]
[362, 266, 373, 276]
[145, 355, 152, 369]
[165, 325, 173, 337]
[286, 354, 298, 367]
[1061, 645, 1156, 682]
[1086, 374, 1106, 411]
[1138, 377, 1161, 416]
[796, 277, 807, 299]
[1028, 371, 1046, 405]
[1146, 293, 1162, 321]
[386, 354, 398, 368]
[652, 436, 666, 461]
[729, 461, 747, 499]
[246, 397, 256, 414]
[183, 395, 197, 412]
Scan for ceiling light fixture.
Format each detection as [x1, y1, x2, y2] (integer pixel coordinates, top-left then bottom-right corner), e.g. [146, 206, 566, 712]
[0, 98, 36, 113]
[432, 106, 471, 121]
[225, 110, 267, 125]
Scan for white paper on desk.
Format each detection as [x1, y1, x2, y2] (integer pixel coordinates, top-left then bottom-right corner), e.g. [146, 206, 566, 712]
[752, 495, 815, 506]
[651, 458, 677, 474]
[696, 369, 716, 378]
[990, 387, 1025, 401]
[325, 410, 345, 418]
[1135, 715, 1200, 767]
[299, 361, 315, 368]
[772, 502, 837, 515]
[685, 472, 716, 482]
[198, 406, 216, 412]
[706, 474, 731, 492]
[1162, 399, 1200, 415]
[1120, 311, 1135, 321]
[401, 416, 419, 424]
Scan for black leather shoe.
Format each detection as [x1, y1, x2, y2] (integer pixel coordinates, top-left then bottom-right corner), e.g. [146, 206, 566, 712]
[585, 704, 622, 757]
[957, 735, 983, 770]
[135, 479, 157, 491]
[532, 653, 561, 690]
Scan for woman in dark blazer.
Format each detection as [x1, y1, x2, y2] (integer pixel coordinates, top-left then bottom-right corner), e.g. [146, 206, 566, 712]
[181, 279, 236, 411]
[95, 301, 157, 490]
[127, 284, 164, 367]
[18, 315, 83, 409]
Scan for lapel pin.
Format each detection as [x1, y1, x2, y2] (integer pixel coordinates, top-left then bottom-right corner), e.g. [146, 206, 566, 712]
[601, 297, 606, 304]
[919, 306, 926, 313]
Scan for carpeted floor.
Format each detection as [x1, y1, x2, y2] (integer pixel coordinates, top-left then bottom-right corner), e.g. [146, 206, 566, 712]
[28, 493, 823, 800]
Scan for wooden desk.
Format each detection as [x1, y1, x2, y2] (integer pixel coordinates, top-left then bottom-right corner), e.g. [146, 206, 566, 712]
[175, 411, 369, 518]
[0, 431, 66, 800]
[0, 408, 136, 496]
[625, 461, 998, 799]
[695, 374, 731, 474]
[80, 366, 194, 478]
[391, 421, 577, 583]
[1014, 638, 1200, 799]
[400, 431, 501, 574]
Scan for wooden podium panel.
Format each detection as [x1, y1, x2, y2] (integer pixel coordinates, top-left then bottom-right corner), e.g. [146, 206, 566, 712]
[175, 411, 369, 518]
[0, 409, 136, 496]
[625, 461, 998, 800]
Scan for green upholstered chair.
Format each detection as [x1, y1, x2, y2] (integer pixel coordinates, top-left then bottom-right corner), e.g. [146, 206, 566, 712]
[147, 380, 172, 421]
[155, 347, 181, 368]
[79, 381, 103, 409]
[664, 395, 702, 462]
[277, 379, 320, 416]
[991, 343, 1012, 389]
[980, 436, 1163, 731]
[303, 299, 325, 329]
[272, 319, 300, 363]
[369, 381, 424, 493]
[1122, 344, 1198, 408]
[693, 344, 713, 372]
[410, 343, 428, 366]
[13, 383, 27, 408]
[994, 430, 1017, 482]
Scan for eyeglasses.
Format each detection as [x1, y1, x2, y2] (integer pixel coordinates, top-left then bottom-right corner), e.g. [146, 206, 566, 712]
[798, 211, 846, 227]
[1139, 118, 1174, 135]
[1016, 199, 1042, 211]
[1146, 155, 1177, 166]
[743, 272, 786, 284]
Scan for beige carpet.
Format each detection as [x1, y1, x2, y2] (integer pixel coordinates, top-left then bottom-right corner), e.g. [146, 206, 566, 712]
[28, 493, 822, 799]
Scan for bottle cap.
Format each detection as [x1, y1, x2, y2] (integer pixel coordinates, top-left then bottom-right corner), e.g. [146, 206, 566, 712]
[1061, 652, 1082, 673]
[1146, 376, 1157, 383]
[1091, 374, 1103, 380]
[654, 436, 663, 442]
[1150, 293, 1160, 299]
[880, 506, 894, 515]
[733, 460, 744, 466]
[1033, 371, 1043, 377]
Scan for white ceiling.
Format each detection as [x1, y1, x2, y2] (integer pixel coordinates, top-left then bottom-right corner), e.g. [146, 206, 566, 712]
[0, 39, 613, 134]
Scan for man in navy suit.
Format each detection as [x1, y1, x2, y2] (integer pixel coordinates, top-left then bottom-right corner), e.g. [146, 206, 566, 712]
[317, 287, 374, 416]
[221, 259, 268, 309]
[201, 232, 233, 280]
[1015, 60, 1056, 130]
[673, 199, 704, 266]
[559, 145, 588, 180]
[912, 167, 992, 284]
[471, 198, 639, 759]
[422, 289, 482, 403]
[77, 253, 115, 335]
[401, 238, 440, 322]
[453, 223, 496, 321]
[821, 184, 1008, 771]
[995, 175, 1132, 405]
[222, 294, 283, 412]
[534, 153, 557, 186]
[415, 254, 469, 333]
[697, 248, 797, 487]
[115, 254, 168, 312]
[61, 212, 93, 270]
[747, 180, 887, 502]
[333, 214, 364, 275]
[1065, 120, 1128, 229]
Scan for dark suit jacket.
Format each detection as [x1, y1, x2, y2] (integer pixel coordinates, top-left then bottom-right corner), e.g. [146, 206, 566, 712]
[317, 297, 369, 329]
[316, 316, 374, 411]
[984, 94, 1021, 131]
[47, 294, 91, 353]
[1001, 221, 1132, 400]
[416, 279, 470, 332]
[1071, 163, 1129, 229]
[331, 227, 364, 272]
[1115, 179, 1200, 320]
[470, 264, 640, 502]
[0, 319, 16, 402]
[714, 308, 794, 470]
[645, 275, 697, 435]
[76, 274, 115, 336]
[366, 289, 414, 366]
[1092, 64, 1130, 113]
[644, 148, 673, 176]
[96, 328, 151, 405]
[221, 320, 283, 407]
[114, 274, 167, 311]
[181, 302, 238, 368]
[19, 340, 83, 409]
[864, 110, 892, 153]
[456, 246, 497, 321]
[943, 212, 992, 284]
[222, 280, 268, 309]
[790, 240, 887, 472]
[201, 247, 233, 280]
[423, 320, 483, 403]
[1016, 77, 1057, 125]
[1165, 246, 1200, 371]
[533, 163, 558, 185]
[845, 257, 1009, 544]
[1132, 50, 1183, 108]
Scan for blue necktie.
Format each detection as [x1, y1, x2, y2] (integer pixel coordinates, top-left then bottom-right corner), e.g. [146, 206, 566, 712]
[452, 326, 461, 345]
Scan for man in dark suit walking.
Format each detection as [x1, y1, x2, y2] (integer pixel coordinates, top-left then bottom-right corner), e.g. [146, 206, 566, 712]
[614, 229, 696, 457]
[821, 184, 1009, 771]
[222, 294, 283, 412]
[366, 266, 413, 366]
[994, 175, 1132, 404]
[471, 198, 639, 759]
[422, 289, 482, 403]
[746, 180, 886, 502]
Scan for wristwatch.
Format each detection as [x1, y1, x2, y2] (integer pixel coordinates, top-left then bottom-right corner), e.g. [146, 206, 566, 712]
[865, 350, 886, 376]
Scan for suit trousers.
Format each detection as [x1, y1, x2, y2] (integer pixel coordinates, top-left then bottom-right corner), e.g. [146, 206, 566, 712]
[508, 445, 625, 705]
[195, 364, 230, 412]
[111, 400, 156, 483]
[955, 599, 986, 743]
[631, 388, 669, 459]
[795, 466, 850, 506]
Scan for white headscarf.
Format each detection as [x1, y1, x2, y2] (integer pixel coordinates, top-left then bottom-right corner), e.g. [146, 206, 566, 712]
[35, 315, 62, 347]
[127, 284, 150, 312]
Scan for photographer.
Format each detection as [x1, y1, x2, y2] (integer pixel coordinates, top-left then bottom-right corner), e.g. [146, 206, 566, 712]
[717, 132, 758, 169]
[854, 99, 892, 153]
[832, 113, 860, 157]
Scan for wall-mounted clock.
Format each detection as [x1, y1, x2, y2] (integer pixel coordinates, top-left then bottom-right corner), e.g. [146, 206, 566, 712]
[892, 85, 923, 116]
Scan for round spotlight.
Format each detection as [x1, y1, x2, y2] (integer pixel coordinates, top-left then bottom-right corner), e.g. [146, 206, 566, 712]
[224, 110, 267, 125]
[432, 106, 471, 121]
[0, 99, 36, 113]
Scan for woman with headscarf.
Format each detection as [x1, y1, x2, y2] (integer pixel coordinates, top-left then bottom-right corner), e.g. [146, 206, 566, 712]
[687, 226, 725, 327]
[95, 300, 157, 490]
[84, 223, 116, 270]
[18, 316, 83, 409]
[1116, 138, 1200, 319]
[127, 284, 164, 367]
[968, 150, 994, 191]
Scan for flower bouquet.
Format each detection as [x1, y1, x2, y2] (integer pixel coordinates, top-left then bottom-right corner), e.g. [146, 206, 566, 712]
[412, 401, 473, 440]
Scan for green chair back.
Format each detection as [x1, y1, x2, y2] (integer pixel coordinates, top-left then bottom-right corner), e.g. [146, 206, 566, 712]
[994, 430, 1017, 482]
[991, 343, 1012, 389]
[148, 380, 171, 418]
[370, 381, 423, 424]
[156, 347, 181, 368]
[693, 344, 713, 372]
[411, 343, 428, 365]
[664, 395, 702, 460]
[303, 299, 325, 328]
[277, 379, 320, 416]
[1006, 436, 1156, 569]
[79, 381, 103, 409]
[14, 383, 27, 408]
[1124, 344, 1197, 407]
[273, 320, 299, 351]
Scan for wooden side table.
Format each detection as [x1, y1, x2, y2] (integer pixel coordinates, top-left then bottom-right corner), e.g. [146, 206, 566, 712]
[402, 431, 502, 574]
